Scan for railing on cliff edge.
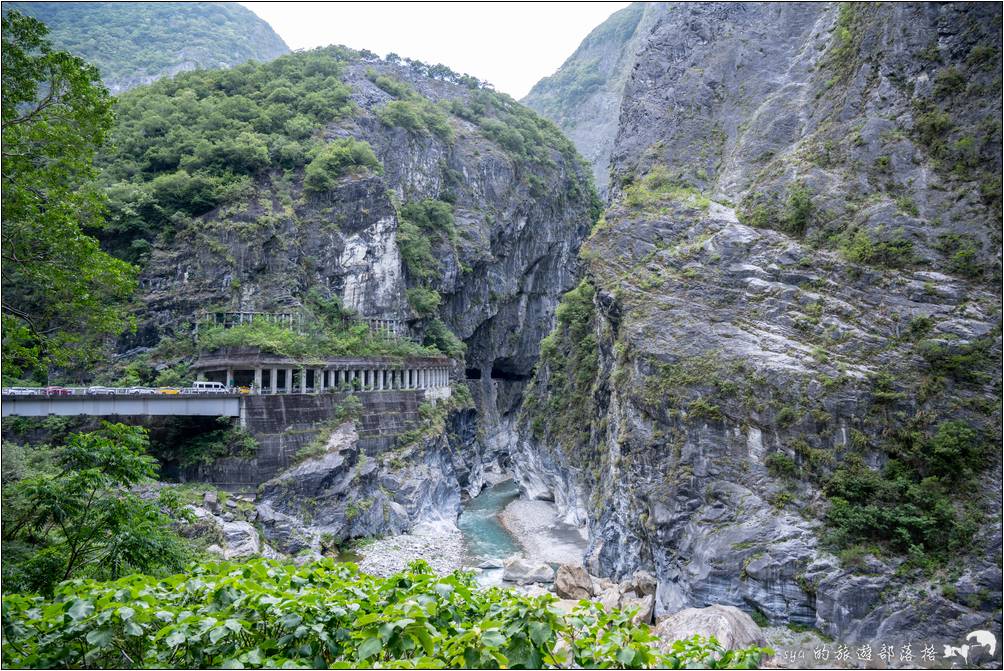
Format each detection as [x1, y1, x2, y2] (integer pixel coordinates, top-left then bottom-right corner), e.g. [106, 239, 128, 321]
[194, 311, 415, 342]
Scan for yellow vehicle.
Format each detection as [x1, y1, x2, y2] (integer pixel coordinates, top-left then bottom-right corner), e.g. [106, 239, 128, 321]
[156, 387, 181, 395]
[237, 386, 252, 395]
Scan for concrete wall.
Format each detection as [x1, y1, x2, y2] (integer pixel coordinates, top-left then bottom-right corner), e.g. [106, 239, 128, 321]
[187, 390, 428, 489]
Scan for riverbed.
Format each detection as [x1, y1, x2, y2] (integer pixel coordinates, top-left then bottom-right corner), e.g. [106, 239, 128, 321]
[356, 478, 589, 580]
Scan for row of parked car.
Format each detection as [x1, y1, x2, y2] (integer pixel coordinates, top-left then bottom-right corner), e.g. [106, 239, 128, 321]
[2, 381, 251, 396]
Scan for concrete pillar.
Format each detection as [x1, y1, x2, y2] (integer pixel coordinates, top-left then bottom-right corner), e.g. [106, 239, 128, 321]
[226, 368, 234, 388]
[254, 368, 262, 393]
[299, 368, 307, 394]
[271, 368, 278, 394]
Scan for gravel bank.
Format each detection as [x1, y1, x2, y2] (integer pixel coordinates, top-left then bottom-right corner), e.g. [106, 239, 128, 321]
[357, 521, 464, 577]
[499, 498, 588, 566]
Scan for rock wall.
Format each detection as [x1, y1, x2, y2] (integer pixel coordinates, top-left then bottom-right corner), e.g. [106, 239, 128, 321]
[184, 390, 428, 488]
[134, 56, 597, 495]
[517, 0, 1002, 645]
[256, 419, 465, 554]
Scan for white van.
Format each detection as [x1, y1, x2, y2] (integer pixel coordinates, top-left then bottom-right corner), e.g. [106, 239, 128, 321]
[184, 381, 229, 394]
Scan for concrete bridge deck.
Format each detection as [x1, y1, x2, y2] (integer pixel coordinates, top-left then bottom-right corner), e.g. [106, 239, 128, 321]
[1, 393, 243, 417]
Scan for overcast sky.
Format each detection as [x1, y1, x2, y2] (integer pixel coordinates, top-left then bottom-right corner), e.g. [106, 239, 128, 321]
[241, 2, 630, 99]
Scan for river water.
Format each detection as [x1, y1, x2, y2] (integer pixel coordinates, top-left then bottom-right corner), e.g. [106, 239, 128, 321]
[457, 479, 521, 565]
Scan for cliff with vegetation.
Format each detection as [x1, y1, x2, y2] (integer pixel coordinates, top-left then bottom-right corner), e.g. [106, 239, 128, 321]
[518, 1, 1002, 644]
[4, 2, 289, 93]
[83, 45, 599, 504]
[522, 2, 651, 197]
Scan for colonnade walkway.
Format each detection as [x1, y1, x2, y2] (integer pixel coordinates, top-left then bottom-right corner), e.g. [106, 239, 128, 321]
[192, 348, 451, 395]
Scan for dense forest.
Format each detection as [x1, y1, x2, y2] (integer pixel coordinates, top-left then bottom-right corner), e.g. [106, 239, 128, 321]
[3, 2, 289, 93]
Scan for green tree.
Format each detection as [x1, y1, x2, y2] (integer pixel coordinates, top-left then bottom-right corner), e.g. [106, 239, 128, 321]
[2, 422, 189, 595]
[1, 11, 137, 381]
[303, 137, 382, 192]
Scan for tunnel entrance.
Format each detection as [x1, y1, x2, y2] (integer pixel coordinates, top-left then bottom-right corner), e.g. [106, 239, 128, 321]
[490, 358, 530, 382]
[465, 368, 482, 379]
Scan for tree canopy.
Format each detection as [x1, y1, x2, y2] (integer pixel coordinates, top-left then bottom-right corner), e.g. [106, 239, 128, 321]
[1, 10, 137, 383]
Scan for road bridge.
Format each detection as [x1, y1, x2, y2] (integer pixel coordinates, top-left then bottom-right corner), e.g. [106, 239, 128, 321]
[1, 393, 242, 418]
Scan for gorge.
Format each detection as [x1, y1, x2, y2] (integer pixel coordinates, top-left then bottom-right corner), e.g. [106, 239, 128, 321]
[2, 2, 1001, 668]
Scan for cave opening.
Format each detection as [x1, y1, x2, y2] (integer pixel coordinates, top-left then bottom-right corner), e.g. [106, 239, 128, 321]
[490, 358, 530, 382]
[465, 368, 482, 379]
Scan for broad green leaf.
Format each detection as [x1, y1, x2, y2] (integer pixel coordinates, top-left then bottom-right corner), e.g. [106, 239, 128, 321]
[85, 627, 113, 647]
[68, 599, 95, 620]
[357, 636, 383, 660]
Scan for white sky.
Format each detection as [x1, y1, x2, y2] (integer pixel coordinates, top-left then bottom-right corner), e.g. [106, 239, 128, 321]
[240, 2, 630, 99]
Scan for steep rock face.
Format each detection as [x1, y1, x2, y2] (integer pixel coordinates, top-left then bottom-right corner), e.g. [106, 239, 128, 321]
[5, 2, 289, 93]
[257, 421, 462, 554]
[517, 1, 1002, 644]
[522, 2, 653, 197]
[132, 53, 596, 495]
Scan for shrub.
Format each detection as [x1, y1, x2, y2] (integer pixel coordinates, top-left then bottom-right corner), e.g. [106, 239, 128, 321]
[422, 318, 466, 358]
[780, 182, 813, 235]
[823, 418, 988, 560]
[377, 99, 454, 142]
[407, 286, 442, 317]
[303, 138, 382, 192]
[623, 166, 710, 211]
[766, 452, 799, 479]
[1, 559, 772, 669]
[838, 227, 914, 268]
[1, 423, 191, 595]
[933, 67, 966, 98]
[936, 233, 981, 278]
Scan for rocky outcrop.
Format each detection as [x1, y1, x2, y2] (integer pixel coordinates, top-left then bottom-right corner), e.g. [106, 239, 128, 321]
[518, 0, 1001, 646]
[655, 605, 765, 650]
[256, 420, 462, 554]
[132, 52, 596, 495]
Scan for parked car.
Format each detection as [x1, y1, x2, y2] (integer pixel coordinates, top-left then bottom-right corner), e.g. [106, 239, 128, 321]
[156, 388, 181, 395]
[184, 381, 230, 394]
[44, 386, 72, 396]
[87, 386, 116, 395]
[4, 387, 41, 396]
[124, 387, 155, 395]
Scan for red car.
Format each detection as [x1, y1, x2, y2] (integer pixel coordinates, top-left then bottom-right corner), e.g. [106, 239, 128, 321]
[44, 386, 72, 396]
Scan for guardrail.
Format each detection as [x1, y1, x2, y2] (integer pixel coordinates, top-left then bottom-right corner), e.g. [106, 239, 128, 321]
[1, 386, 250, 397]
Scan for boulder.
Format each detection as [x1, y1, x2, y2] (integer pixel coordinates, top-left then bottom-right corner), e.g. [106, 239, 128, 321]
[478, 559, 503, 569]
[598, 587, 621, 612]
[555, 564, 593, 600]
[503, 557, 555, 584]
[626, 570, 657, 597]
[654, 605, 765, 651]
[203, 491, 219, 513]
[221, 521, 261, 559]
[621, 593, 655, 625]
